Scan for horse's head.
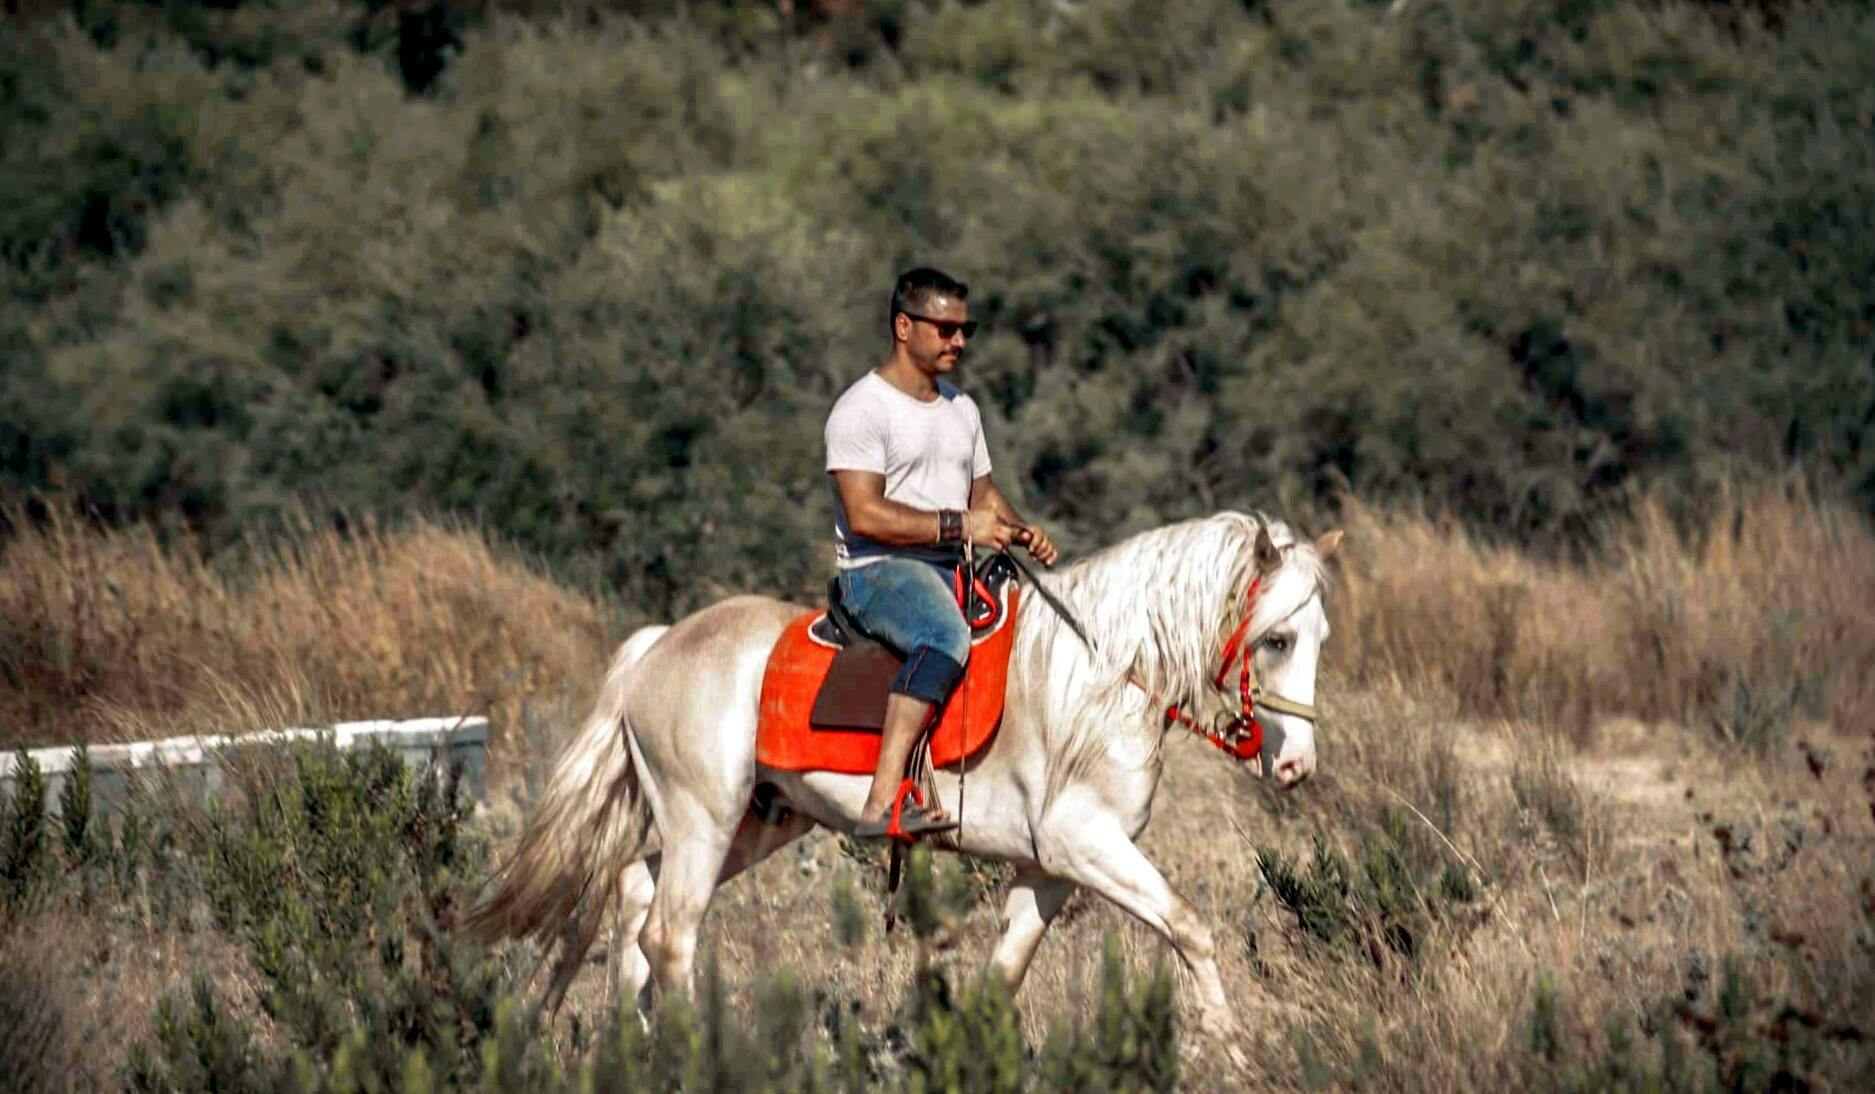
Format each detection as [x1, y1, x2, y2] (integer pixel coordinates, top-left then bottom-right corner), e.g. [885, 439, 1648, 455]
[1232, 520, 1340, 789]
[1021, 511, 1340, 797]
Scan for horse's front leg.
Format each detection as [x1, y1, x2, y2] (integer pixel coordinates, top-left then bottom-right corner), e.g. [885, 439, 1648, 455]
[1037, 812, 1244, 1054]
[987, 866, 1076, 993]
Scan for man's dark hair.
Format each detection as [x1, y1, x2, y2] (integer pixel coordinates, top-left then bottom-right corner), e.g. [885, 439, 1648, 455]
[890, 267, 968, 326]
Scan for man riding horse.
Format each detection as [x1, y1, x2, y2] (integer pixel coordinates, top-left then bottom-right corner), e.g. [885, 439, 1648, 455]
[824, 267, 1059, 840]
[465, 267, 1340, 1045]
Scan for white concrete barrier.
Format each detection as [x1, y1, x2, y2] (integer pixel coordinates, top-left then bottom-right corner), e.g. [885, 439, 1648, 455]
[0, 717, 488, 817]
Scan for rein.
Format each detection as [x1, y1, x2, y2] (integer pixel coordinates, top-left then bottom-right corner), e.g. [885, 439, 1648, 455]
[1002, 548, 1321, 764]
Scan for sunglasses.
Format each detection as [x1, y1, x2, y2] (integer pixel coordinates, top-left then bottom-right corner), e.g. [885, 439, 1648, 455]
[900, 311, 978, 340]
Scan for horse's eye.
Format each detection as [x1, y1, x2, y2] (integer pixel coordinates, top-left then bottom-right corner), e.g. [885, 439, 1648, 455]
[1266, 635, 1289, 654]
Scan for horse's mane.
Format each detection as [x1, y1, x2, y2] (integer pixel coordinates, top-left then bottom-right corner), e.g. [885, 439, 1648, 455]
[1010, 511, 1329, 805]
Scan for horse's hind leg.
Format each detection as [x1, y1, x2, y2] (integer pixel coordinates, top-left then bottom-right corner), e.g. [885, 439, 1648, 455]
[615, 808, 814, 1010]
[636, 799, 735, 999]
[612, 857, 659, 1012]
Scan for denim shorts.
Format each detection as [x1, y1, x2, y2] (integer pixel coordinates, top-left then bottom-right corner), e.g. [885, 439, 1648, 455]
[837, 557, 970, 705]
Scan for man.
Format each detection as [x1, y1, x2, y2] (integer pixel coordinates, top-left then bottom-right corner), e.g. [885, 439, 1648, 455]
[825, 267, 1059, 840]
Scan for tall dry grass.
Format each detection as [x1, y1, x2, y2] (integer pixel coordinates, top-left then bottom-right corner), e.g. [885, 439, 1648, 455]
[6, 482, 1869, 758]
[3, 491, 1872, 1087]
[0, 507, 609, 758]
[683, 678, 1874, 1090]
[1331, 483, 1875, 748]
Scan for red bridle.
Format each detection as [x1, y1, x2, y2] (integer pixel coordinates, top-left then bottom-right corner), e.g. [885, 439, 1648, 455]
[1152, 577, 1267, 762]
[1000, 546, 1320, 767]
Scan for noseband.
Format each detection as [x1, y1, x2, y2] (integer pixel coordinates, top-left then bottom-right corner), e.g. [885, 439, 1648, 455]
[1005, 552, 1322, 765]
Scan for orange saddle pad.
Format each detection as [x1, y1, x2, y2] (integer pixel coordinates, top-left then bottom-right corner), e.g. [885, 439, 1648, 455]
[755, 582, 1019, 775]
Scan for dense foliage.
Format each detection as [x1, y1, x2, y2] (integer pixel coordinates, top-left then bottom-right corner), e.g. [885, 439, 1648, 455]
[3, 0, 1872, 614]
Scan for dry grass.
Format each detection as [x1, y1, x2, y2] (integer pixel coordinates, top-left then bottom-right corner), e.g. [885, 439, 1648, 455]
[12, 681, 1865, 1090]
[9, 483, 1868, 758]
[0, 506, 610, 766]
[1332, 483, 1875, 747]
[0, 895, 265, 1093]
[639, 685, 1872, 1090]
[4, 491, 1872, 1086]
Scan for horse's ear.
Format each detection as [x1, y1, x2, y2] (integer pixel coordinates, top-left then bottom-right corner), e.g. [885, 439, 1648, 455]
[1254, 523, 1282, 576]
[1315, 530, 1344, 560]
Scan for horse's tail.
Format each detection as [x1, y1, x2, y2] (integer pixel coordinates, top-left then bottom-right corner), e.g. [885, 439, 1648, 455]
[459, 625, 667, 955]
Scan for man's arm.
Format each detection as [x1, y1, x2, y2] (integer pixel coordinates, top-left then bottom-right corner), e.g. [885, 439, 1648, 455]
[832, 470, 942, 546]
[970, 475, 1025, 527]
[834, 470, 1022, 551]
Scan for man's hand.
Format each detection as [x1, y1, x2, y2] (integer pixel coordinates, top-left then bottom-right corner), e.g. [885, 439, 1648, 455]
[963, 507, 1022, 551]
[1012, 523, 1059, 567]
[963, 505, 1058, 566]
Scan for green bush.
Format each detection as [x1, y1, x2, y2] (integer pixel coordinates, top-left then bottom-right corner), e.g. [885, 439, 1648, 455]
[1, 750, 50, 906]
[129, 975, 272, 1094]
[0, 734, 1192, 1090]
[0, 31, 200, 303]
[1032, 939, 1179, 1093]
[1257, 811, 1478, 968]
[1515, 955, 1857, 1092]
[4, 0, 1873, 610]
[55, 742, 94, 865]
[193, 743, 504, 1087]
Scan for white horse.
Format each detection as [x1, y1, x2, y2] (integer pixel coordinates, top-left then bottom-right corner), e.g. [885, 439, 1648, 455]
[464, 512, 1339, 1045]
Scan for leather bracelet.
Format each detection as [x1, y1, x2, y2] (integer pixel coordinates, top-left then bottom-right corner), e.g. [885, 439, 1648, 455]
[937, 509, 963, 546]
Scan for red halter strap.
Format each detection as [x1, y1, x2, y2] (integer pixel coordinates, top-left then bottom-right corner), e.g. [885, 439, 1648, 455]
[1148, 577, 1265, 762]
[1214, 583, 1261, 690]
[1002, 545, 1273, 765]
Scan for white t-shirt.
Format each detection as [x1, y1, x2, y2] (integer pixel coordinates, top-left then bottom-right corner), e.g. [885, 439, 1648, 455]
[824, 371, 993, 570]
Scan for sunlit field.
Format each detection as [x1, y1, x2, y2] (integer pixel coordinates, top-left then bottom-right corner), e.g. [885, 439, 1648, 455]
[4, 489, 1869, 1089]
[5, 0, 1873, 1086]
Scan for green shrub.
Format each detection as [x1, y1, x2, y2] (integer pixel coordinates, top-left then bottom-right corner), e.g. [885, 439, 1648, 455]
[6, 0, 1874, 628]
[1257, 813, 1478, 968]
[0, 31, 201, 303]
[1032, 939, 1179, 1093]
[1, 750, 50, 906]
[73, 736, 1187, 1090]
[56, 742, 94, 865]
[1515, 955, 1858, 1092]
[128, 974, 271, 1094]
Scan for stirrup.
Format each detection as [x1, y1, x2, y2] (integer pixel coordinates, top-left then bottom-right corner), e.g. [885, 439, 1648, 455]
[853, 780, 956, 843]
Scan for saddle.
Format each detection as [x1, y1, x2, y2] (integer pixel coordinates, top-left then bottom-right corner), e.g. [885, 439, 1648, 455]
[755, 554, 1021, 775]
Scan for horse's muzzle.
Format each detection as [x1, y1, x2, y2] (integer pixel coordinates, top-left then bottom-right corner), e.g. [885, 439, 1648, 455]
[1274, 752, 1314, 788]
